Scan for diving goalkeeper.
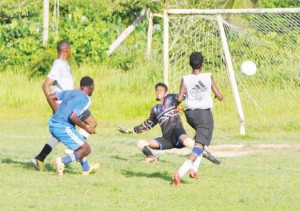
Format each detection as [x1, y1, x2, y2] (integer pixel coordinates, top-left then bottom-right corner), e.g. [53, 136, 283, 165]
[118, 82, 222, 178]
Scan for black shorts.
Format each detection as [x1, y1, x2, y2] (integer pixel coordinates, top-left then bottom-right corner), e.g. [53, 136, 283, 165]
[80, 109, 91, 121]
[185, 109, 214, 146]
[154, 127, 186, 150]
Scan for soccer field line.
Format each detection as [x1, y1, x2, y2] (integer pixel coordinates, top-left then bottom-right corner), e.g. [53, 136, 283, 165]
[226, 164, 300, 172]
[0, 134, 44, 139]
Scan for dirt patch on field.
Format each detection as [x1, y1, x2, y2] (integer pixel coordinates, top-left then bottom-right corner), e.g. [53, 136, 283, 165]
[155, 144, 300, 157]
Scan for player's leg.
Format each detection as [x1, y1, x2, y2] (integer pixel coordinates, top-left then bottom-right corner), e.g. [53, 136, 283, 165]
[179, 134, 221, 164]
[79, 157, 100, 175]
[51, 126, 91, 176]
[65, 110, 96, 154]
[202, 150, 223, 165]
[33, 101, 63, 169]
[65, 146, 99, 175]
[137, 138, 160, 163]
[173, 142, 204, 185]
[71, 117, 100, 174]
[178, 133, 202, 179]
[32, 136, 59, 170]
[173, 109, 212, 185]
[180, 135, 194, 149]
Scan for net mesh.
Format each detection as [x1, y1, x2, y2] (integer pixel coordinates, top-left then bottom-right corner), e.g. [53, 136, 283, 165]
[167, 11, 300, 134]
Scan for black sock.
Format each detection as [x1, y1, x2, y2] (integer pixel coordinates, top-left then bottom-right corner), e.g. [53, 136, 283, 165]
[202, 150, 222, 165]
[142, 146, 154, 157]
[36, 144, 52, 162]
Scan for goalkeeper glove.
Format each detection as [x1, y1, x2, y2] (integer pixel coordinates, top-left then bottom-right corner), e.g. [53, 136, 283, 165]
[117, 126, 134, 134]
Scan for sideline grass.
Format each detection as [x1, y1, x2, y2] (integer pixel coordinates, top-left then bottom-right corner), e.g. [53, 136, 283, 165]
[0, 118, 299, 210]
[1, 62, 299, 137]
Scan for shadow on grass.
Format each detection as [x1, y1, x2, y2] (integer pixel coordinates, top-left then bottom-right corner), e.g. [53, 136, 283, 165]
[1, 158, 77, 174]
[2, 158, 35, 169]
[121, 169, 187, 184]
[111, 155, 169, 164]
[111, 155, 129, 161]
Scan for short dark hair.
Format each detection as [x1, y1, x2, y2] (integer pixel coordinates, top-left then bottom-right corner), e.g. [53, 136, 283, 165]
[155, 82, 168, 92]
[80, 76, 94, 87]
[57, 40, 71, 51]
[189, 52, 203, 69]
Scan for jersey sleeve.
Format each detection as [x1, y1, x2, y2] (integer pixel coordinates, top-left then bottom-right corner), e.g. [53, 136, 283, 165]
[133, 108, 157, 133]
[56, 91, 65, 100]
[72, 96, 91, 117]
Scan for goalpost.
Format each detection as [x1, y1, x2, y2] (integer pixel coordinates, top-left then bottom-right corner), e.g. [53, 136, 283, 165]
[163, 8, 300, 135]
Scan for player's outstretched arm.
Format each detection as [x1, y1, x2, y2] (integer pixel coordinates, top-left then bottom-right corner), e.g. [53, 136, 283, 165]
[118, 109, 157, 134]
[211, 77, 223, 101]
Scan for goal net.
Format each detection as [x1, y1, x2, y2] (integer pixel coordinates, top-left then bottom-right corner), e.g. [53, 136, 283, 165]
[164, 8, 300, 135]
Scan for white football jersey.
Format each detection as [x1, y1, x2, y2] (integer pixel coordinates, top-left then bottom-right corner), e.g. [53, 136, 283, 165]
[183, 73, 213, 110]
[47, 59, 74, 93]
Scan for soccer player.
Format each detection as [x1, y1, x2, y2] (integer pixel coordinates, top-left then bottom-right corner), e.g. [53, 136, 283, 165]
[118, 82, 222, 176]
[49, 76, 98, 176]
[172, 52, 223, 186]
[32, 40, 97, 171]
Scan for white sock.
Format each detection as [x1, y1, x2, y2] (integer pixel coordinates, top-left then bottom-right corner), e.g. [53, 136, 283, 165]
[191, 155, 203, 172]
[178, 159, 193, 178]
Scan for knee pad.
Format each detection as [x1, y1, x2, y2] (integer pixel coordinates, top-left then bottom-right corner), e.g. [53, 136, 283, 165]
[192, 146, 204, 157]
[79, 128, 90, 139]
[183, 138, 195, 149]
[137, 140, 149, 151]
[46, 136, 59, 148]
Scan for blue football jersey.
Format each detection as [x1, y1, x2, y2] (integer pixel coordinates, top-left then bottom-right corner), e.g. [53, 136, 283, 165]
[49, 90, 91, 128]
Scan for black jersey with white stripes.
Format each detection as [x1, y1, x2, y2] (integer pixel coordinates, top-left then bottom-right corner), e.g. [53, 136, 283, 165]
[133, 94, 186, 140]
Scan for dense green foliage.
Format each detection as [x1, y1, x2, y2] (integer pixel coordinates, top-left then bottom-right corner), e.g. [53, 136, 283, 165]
[0, 0, 164, 76]
[223, 0, 300, 8]
[1, 0, 297, 77]
[260, 0, 300, 8]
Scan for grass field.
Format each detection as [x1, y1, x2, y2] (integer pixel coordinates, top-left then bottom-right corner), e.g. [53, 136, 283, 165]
[0, 118, 299, 211]
[0, 60, 299, 210]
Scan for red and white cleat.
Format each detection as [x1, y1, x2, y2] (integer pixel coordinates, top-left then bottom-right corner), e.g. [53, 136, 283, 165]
[189, 169, 199, 180]
[172, 172, 181, 186]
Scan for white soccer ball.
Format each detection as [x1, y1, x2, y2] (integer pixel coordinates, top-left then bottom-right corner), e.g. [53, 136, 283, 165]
[240, 61, 257, 76]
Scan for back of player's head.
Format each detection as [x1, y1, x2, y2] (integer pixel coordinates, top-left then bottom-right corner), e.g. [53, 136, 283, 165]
[57, 40, 71, 52]
[80, 76, 94, 87]
[190, 52, 203, 69]
[155, 82, 168, 92]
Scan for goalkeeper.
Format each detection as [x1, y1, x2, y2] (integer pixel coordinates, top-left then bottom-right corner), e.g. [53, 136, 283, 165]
[118, 82, 222, 177]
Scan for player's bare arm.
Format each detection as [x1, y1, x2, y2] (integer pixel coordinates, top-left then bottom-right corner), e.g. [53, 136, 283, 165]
[69, 112, 96, 134]
[211, 77, 223, 101]
[47, 93, 59, 113]
[42, 77, 55, 97]
[83, 114, 97, 130]
[176, 79, 186, 106]
[42, 77, 59, 111]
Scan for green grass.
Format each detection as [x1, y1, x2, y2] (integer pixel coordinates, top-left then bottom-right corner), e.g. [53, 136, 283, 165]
[1, 63, 299, 138]
[0, 118, 300, 210]
[0, 60, 299, 210]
